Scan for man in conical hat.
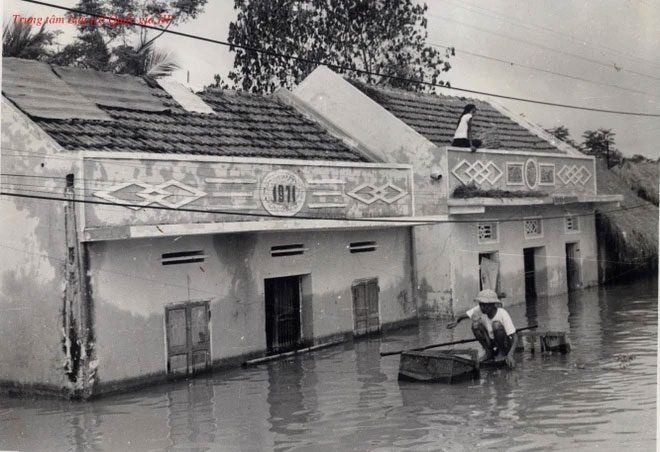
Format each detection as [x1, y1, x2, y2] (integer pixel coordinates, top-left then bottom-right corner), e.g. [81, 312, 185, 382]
[447, 289, 517, 368]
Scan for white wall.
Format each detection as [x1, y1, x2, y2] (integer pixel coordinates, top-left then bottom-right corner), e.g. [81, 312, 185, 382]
[432, 204, 599, 316]
[0, 98, 78, 390]
[293, 67, 447, 216]
[88, 227, 414, 384]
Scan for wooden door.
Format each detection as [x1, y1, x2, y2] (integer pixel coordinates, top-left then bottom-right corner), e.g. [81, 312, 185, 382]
[565, 243, 581, 291]
[265, 276, 301, 353]
[352, 279, 380, 336]
[165, 302, 210, 376]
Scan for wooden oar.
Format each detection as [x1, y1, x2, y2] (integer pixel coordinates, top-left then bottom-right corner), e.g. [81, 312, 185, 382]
[380, 324, 538, 357]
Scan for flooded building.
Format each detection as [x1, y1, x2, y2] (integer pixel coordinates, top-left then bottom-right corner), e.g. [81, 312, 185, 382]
[0, 58, 622, 398]
[0, 58, 418, 397]
[290, 67, 622, 316]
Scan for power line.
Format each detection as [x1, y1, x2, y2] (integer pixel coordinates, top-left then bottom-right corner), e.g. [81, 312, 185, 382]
[427, 12, 660, 82]
[0, 143, 635, 203]
[0, 187, 650, 226]
[429, 42, 658, 97]
[18, 0, 660, 118]
[440, 0, 660, 70]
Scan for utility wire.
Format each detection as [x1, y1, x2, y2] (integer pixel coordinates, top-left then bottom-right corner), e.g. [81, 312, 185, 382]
[427, 12, 660, 82]
[18, 0, 660, 118]
[439, 0, 660, 70]
[429, 42, 657, 97]
[0, 187, 649, 226]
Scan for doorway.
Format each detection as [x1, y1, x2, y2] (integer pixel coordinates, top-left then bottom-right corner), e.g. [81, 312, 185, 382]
[165, 301, 211, 376]
[479, 252, 500, 293]
[523, 248, 537, 300]
[265, 276, 302, 354]
[352, 278, 380, 337]
[565, 242, 581, 291]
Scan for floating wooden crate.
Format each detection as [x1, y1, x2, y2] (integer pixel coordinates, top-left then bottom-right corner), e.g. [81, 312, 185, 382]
[516, 331, 571, 354]
[398, 348, 480, 383]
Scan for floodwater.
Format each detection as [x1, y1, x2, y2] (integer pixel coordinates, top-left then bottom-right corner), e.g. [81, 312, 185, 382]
[1, 278, 657, 452]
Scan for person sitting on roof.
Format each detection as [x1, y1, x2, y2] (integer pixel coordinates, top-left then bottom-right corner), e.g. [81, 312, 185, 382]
[446, 289, 517, 368]
[451, 103, 482, 152]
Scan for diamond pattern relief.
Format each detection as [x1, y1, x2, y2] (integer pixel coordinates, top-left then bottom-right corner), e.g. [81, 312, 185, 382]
[346, 182, 407, 205]
[94, 180, 206, 210]
[557, 165, 592, 185]
[452, 159, 503, 186]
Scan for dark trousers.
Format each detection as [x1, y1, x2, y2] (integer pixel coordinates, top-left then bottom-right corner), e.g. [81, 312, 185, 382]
[452, 138, 482, 148]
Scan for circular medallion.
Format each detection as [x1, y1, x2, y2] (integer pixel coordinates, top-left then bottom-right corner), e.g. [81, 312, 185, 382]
[525, 158, 538, 189]
[260, 170, 306, 216]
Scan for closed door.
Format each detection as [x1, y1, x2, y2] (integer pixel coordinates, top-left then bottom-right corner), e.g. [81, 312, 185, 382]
[166, 302, 210, 376]
[353, 279, 380, 336]
[265, 276, 302, 353]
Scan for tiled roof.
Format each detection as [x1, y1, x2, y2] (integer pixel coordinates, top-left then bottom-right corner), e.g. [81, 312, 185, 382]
[2, 58, 367, 162]
[351, 81, 565, 154]
[2, 58, 111, 120]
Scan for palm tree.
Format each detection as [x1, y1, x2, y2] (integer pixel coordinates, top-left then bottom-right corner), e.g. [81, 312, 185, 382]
[112, 40, 180, 78]
[3, 21, 60, 60]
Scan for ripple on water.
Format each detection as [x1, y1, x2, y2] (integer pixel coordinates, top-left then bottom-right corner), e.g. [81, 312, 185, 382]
[0, 279, 656, 451]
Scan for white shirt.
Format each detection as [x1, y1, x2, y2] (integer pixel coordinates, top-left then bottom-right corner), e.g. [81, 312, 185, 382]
[466, 305, 516, 339]
[453, 112, 472, 139]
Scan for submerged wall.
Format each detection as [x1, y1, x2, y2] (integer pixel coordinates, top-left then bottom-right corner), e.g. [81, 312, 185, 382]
[418, 204, 599, 317]
[0, 98, 80, 394]
[87, 227, 413, 389]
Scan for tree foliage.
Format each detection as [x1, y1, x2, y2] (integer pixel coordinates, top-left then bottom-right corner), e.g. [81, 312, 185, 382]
[3, 21, 60, 60]
[581, 128, 622, 167]
[226, 0, 451, 93]
[545, 126, 578, 148]
[54, 0, 207, 76]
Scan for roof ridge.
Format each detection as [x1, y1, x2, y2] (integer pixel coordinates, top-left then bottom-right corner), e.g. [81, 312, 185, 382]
[347, 78, 475, 103]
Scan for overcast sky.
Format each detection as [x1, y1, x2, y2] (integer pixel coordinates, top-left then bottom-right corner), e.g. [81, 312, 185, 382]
[3, 0, 659, 158]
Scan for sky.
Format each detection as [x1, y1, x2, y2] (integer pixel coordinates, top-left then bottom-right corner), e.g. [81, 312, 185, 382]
[3, 0, 660, 158]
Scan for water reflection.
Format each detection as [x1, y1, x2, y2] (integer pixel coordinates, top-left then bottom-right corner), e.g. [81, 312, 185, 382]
[0, 277, 656, 451]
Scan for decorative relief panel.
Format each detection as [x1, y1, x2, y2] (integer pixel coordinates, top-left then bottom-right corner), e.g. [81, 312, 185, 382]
[539, 164, 555, 186]
[204, 177, 258, 210]
[307, 179, 347, 209]
[448, 149, 595, 196]
[346, 182, 407, 205]
[86, 158, 413, 227]
[525, 158, 538, 189]
[557, 164, 592, 185]
[451, 159, 503, 186]
[94, 180, 206, 210]
[260, 169, 306, 216]
[506, 163, 524, 186]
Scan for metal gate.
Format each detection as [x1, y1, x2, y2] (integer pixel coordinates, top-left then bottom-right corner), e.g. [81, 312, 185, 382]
[265, 276, 302, 354]
[352, 279, 380, 336]
[165, 301, 211, 376]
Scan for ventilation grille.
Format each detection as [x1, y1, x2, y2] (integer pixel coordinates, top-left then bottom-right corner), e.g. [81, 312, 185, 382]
[565, 215, 579, 232]
[349, 241, 378, 253]
[161, 250, 207, 265]
[478, 222, 498, 243]
[524, 218, 542, 238]
[271, 244, 307, 257]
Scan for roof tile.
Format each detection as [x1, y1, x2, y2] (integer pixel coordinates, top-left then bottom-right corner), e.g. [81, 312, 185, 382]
[2, 58, 367, 162]
[351, 81, 565, 154]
